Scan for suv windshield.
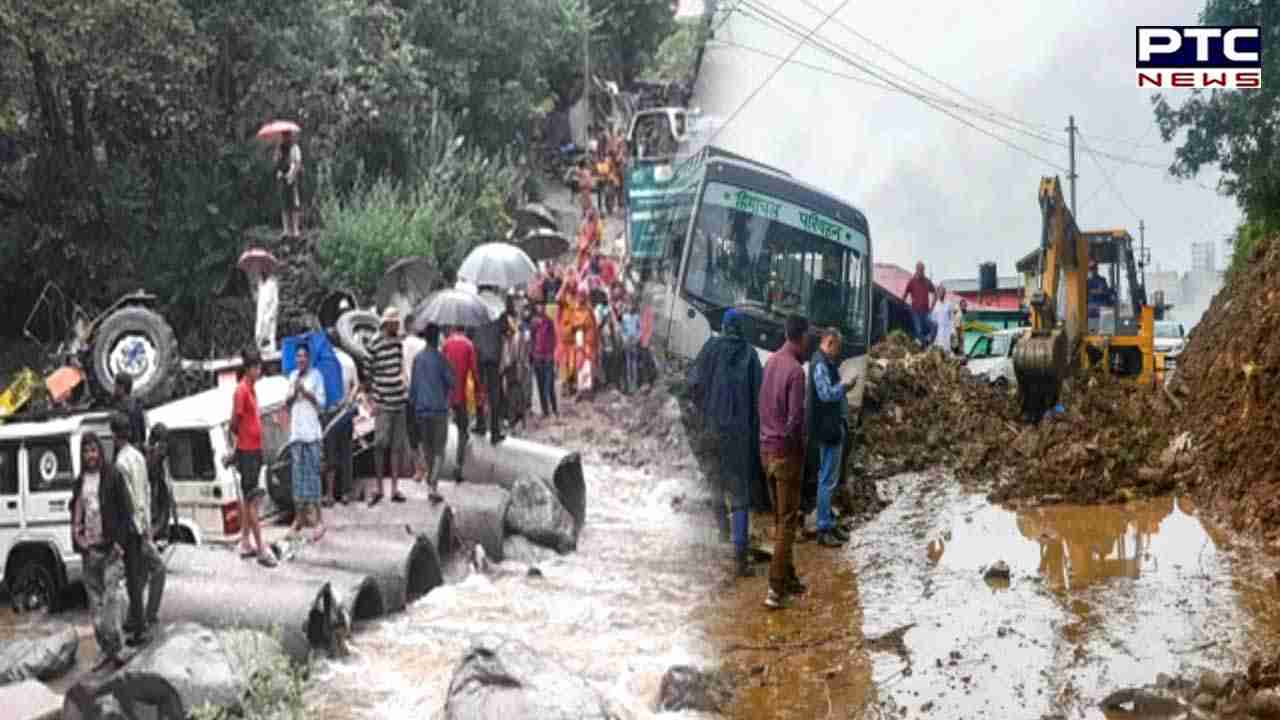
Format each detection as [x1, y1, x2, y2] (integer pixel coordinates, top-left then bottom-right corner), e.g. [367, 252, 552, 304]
[683, 183, 867, 337]
[969, 333, 1016, 359]
[1155, 322, 1182, 339]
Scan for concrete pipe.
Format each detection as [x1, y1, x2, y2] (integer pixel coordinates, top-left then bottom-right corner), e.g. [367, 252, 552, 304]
[156, 573, 338, 664]
[439, 427, 587, 533]
[327, 500, 455, 567]
[165, 544, 385, 625]
[63, 624, 286, 720]
[282, 527, 443, 611]
[436, 481, 511, 563]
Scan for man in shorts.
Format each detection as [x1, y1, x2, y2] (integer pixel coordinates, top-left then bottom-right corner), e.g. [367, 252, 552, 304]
[226, 348, 276, 566]
[364, 307, 409, 505]
[287, 344, 326, 539]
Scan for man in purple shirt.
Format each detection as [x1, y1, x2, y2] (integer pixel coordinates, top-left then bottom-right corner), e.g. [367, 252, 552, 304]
[528, 301, 559, 419]
[758, 314, 810, 610]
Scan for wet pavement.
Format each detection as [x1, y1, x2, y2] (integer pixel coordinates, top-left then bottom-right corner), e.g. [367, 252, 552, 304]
[850, 470, 1280, 719]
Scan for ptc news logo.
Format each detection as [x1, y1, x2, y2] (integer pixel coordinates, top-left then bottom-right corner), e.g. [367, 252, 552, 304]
[1137, 26, 1262, 88]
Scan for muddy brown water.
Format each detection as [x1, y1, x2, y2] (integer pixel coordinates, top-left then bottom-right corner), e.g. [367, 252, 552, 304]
[848, 471, 1280, 719]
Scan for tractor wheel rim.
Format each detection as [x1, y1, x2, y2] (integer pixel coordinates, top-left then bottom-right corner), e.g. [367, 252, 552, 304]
[110, 333, 159, 390]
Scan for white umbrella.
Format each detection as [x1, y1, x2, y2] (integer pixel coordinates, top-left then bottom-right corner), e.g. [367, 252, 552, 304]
[457, 242, 538, 290]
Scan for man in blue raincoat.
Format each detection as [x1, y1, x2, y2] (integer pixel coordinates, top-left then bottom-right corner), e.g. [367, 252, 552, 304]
[686, 309, 766, 578]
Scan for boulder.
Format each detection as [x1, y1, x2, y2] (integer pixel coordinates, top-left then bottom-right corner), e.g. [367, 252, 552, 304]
[0, 624, 78, 685]
[983, 561, 1011, 581]
[502, 535, 558, 565]
[63, 623, 286, 720]
[506, 475, 577, 554]
[1198, 669, 1227, 697]
[656, 665, 733, 713]
[443, 634, 617, 720]
[0, 679, 62, 720]
[1250, 689, 1280, 719]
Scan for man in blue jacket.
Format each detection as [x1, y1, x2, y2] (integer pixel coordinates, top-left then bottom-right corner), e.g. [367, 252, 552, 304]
[687, 309, 765, 578]
[410, 323, 455, 503]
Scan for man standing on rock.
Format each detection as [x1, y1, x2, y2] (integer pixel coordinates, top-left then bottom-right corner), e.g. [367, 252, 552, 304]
[443, 325, 479, 482]
[113, 412, 165, 646]
[758, 315, 811, 609]
[365, 308, 409, 505]
[808, 328, 852, 548]
[687, 308, 764, 578]
[410, 323, 455, 503]
[901, 262, 936, 348]
[72, 433, 131, 670]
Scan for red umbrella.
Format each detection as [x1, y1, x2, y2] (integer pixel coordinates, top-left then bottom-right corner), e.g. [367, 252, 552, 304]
[238, 248, 279, 277]
[256, 120, 301, 142]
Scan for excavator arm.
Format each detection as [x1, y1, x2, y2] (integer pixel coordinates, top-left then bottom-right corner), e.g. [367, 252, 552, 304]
[1011, 177, 1089, 422]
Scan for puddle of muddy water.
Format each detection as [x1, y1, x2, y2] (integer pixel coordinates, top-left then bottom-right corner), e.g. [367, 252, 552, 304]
[850, 472, 1280, 719]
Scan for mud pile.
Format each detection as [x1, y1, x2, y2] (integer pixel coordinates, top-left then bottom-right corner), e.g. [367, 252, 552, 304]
[1176, 235, 1280, 543]
[863, 335, 1182, 505]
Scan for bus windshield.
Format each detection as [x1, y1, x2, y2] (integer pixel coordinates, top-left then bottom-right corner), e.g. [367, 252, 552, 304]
[681, 181, 868, 339]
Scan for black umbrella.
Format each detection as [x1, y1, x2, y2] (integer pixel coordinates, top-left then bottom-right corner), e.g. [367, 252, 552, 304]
[517, 228, 572, 262]
[513, 203, 559, 233]
[411, 288, 493, 333]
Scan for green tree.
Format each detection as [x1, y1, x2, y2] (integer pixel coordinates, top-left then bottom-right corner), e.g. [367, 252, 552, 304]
[1152, 1, 1280, 228]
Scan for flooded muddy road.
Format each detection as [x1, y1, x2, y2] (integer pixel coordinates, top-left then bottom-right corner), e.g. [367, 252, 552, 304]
[850, 471, 1280, 718]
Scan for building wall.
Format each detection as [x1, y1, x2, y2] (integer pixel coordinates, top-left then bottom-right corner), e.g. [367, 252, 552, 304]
[1191, 241, 1216, 273]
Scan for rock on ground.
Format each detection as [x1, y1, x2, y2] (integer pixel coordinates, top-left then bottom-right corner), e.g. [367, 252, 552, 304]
[64, 623, 286, 719]
[502, 535, 558, 565]
[0, 679, 62, 720]
[0, 623, 78, 685]
[1250, 689, 1280, 719]
[656, 665, 733, 713]
[443, 634, 618, 720]
[505, 475, 577, 553]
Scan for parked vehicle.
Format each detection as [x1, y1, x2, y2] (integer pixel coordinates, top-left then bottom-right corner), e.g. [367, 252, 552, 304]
[1154, 320, 1187, 356]
[964, 329, 1025, 388]
[146, 376, 295, 544]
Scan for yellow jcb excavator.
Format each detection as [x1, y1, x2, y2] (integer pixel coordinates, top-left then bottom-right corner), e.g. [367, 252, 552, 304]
[1012, 176, 1156, 422]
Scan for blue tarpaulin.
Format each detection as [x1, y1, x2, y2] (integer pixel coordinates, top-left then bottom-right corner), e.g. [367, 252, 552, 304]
[281, 332, 342, 412]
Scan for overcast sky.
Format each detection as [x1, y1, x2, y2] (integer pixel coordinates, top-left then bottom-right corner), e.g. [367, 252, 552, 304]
[690, 0, 1242, 282]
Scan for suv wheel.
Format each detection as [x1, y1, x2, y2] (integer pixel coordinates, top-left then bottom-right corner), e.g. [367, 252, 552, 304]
[8, 553, 61, 613]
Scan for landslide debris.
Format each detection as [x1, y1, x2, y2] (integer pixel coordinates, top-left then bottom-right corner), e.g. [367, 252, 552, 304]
[863, 333, 1182, 505]
[1177, 235, 1280, 543]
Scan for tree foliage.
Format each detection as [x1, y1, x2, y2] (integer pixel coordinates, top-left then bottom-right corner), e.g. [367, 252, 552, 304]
[0, 0, 673, 343]
[1152, 0, 1280, 233]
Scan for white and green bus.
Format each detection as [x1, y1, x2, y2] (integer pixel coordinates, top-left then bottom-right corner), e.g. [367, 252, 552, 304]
[627, 145, 873, 409]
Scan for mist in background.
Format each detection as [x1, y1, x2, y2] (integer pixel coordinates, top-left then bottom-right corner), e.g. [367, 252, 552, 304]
[689, 0, 1242, 285]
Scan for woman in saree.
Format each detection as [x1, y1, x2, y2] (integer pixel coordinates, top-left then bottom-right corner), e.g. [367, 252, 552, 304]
[556, 281, 598, 400]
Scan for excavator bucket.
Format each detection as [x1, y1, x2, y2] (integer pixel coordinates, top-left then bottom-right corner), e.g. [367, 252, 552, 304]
[1012, 329, 1067, 423]
[0, 368, 39, 421]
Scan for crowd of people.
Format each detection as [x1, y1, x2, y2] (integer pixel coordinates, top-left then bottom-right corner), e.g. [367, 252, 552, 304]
[573, 126, 628, 220]
[687, 311, 861, 611]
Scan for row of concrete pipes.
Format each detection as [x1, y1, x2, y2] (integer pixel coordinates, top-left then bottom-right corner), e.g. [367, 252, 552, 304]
[62, 432, 586, 719]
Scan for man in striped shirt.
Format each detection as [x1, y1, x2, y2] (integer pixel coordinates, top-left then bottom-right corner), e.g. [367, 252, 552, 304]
[364, 307, 409, 505]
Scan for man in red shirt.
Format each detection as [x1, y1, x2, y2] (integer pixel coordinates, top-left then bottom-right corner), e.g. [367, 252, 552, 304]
[225, 348, 275, 566]
[441, 326, 479, 481]
[757, 315, 810, 610]
[901, 261, 937, 348]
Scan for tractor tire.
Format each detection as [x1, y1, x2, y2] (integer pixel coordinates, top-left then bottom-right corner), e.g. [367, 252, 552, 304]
[334, 309, 379, 365]
[92, 306, 180, 407]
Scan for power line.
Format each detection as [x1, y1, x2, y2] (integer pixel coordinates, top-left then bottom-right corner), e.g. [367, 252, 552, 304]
[1078, 128, 1141, 223]
[731, 2, 1070, 171]
[702, 0, 856, 149]
[736, 0, 1172, 170]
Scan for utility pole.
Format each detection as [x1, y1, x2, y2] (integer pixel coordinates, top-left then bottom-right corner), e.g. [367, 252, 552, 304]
[1139, 219, 1148, 290]
[582, 0, 591, 147]
[1066, 115, 1078, 219]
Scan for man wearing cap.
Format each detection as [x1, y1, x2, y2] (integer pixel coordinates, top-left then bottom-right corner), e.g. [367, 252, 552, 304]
[686, 308, 764, 579]
[364, 308, 409, 505]
[1087, 261, 1114, 319]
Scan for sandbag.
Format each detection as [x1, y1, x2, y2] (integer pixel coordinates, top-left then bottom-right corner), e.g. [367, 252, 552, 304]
[437, 482, 511, 563]
[0, 623, 78, 685]
[63, 623, 285, 720]
[281, 526, 443, 611]
[505, 475, 576, 553]
[166, 544, 384, 624]
[156, 573, 337, 664]
[327, 500, 456, 567]
[439, 428, 586, 534]
[443, 634, 618, 720]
